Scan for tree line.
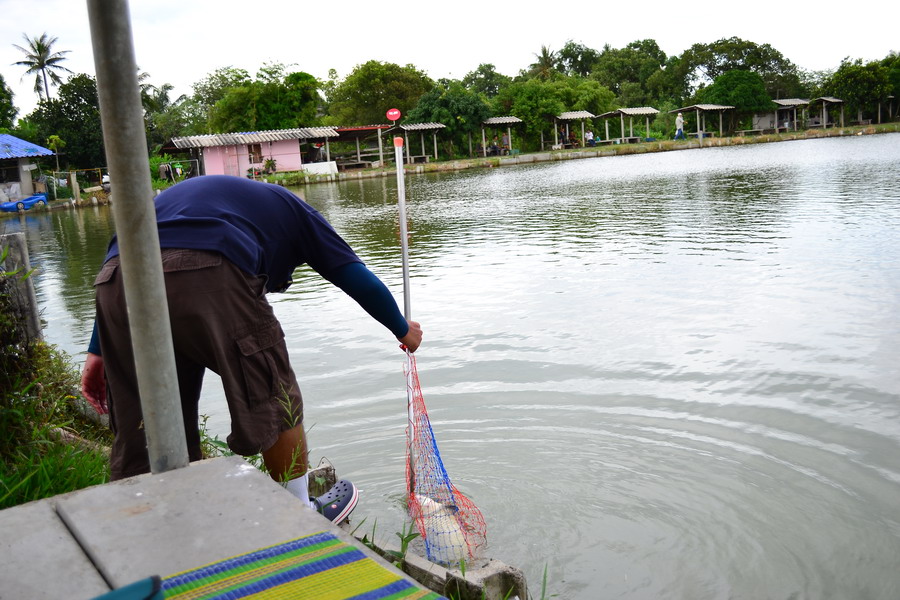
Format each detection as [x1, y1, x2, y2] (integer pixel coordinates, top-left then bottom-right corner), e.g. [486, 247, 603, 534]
[2, 33, 898, 170]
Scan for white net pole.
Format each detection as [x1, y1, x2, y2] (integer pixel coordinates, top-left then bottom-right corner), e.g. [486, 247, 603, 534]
[394, 136, 416, 497]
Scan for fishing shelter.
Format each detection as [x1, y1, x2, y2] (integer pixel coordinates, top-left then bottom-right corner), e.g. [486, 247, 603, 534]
[332, 125, 393, 169]
[597, 107, 659, 143]
[810, 97, 845, 128]
[385, 123, 446, 163]
[670, 104, 734, 139]
[771, 99, 809, 131]
[554, 111, 596, 148]
[481, 116, 523, 156]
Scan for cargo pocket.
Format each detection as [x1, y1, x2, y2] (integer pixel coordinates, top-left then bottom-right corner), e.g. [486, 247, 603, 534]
[234, 321, 286, 409]
[93, 258, 119, 286]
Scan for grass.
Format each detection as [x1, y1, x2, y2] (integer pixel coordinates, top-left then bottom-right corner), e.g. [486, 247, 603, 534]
[0, 247, 113, 509]
[0, 342, 113, 509]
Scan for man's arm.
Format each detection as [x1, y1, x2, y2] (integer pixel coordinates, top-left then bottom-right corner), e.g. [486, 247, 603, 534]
[81, 351, 108, 414]
[81, 320, 108, 414]
[323, 262, 422, 352]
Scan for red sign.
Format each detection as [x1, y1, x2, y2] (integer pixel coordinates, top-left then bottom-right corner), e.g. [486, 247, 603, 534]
[386, 108, 401, 122]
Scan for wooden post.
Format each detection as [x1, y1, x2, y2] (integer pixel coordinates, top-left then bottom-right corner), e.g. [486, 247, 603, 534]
[719, 112, 723, 137]
[482, 128, 487, 157]
[605, 119, 610, 141]
[433, 131, 438, 161]
[619, 114, 625, 143]
[355, 137, 361, 161]
[580, 120, 586, 147]
[696, 108, 703, 147]
[0, 233, 42, 342]
[69, 172, 81, 204]
[508, 126, 513, 153]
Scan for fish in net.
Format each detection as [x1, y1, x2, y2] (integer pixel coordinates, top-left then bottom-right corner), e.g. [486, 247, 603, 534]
[404, 350, 487, 566]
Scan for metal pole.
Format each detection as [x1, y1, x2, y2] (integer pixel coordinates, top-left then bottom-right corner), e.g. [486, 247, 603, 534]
[86, 0, 189, 474]
[377, 129, 384, 166]
[394, 136, 415, 498]
[394, 138, 411, 319]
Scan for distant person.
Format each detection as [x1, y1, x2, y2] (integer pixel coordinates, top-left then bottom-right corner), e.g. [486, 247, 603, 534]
[501, 132, 510, 154]
[675, 113, 686, 140]
[586, 130, 595, 147]
[81, 175, 423, 524]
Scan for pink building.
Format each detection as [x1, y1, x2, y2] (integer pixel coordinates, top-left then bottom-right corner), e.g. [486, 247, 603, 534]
[171, 128, 339, 177]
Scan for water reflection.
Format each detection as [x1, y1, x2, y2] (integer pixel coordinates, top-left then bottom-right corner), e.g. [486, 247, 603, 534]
[5, 134, 900, 599]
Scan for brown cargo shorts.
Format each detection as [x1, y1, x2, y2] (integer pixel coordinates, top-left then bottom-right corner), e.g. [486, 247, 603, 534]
[94, 248, 303, 480]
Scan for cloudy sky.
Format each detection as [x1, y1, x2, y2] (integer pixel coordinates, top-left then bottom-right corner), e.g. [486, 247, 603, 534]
[1, 0, 897, 119]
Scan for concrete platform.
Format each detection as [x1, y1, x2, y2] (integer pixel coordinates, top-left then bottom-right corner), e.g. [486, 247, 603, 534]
[0, 456, 434, 599]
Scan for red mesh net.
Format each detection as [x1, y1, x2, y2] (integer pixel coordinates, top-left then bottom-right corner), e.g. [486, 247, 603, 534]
[404, 351, 487, 566]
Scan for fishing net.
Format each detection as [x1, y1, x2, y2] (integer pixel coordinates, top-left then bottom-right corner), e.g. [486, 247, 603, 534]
[391, 133, 485, 566]
[404, 350, 487, 566]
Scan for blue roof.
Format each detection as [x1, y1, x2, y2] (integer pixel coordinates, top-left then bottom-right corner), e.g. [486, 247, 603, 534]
[0, 134, 54, 159]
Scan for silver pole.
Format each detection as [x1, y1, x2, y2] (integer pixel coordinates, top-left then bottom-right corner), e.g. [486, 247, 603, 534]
[393, 137, 411, 319]
[86, 0, 189, 474]
[394, 136, 415, 498]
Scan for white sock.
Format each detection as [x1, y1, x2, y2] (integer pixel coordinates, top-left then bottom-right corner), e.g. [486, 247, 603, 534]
[285, 473, 316, 509]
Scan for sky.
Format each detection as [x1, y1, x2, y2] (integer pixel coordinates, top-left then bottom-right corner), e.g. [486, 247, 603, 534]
[1, 0, 897, 120]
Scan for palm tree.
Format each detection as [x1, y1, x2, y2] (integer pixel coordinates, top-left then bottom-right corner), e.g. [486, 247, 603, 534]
[529, 46, 559, 80]
[144, 83, 185, 114]
[46, 135, 65, 172]
[12, 32, 73, 101]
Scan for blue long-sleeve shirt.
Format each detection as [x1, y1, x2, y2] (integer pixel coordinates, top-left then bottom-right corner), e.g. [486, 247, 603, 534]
[88, 175, 407, 355]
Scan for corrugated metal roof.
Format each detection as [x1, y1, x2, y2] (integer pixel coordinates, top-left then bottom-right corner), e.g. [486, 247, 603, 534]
[812, 96, 843, 103]
[773, 98, 809, 107]
[0, 134, 54, 159]
[483, 116, 523, 125]
[619, 107, 659, 116]
[670, 104, 735, 113]
[557, 111, 595, 120]
[171, 127, 338, 149]
[598, 107, 660, 118]
[335, 125, 392, 132]
[397, 122, 446, 131]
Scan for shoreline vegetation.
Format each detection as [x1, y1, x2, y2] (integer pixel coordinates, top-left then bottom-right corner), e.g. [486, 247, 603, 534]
[249, 123, 900, 188]
[2, 123, 897, 215]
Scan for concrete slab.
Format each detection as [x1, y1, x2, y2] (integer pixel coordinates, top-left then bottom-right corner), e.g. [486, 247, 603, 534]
[55, 456, 408, 589]
[0, 499, 109, 600]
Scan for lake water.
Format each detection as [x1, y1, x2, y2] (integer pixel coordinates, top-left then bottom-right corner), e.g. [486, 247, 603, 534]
[4, 133, 900, 599]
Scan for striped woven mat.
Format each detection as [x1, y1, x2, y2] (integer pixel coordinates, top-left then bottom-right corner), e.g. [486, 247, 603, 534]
[161, 531, 446, 600]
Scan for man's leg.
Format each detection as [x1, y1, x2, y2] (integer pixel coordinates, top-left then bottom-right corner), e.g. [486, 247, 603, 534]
[262, 423, 308, 482]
